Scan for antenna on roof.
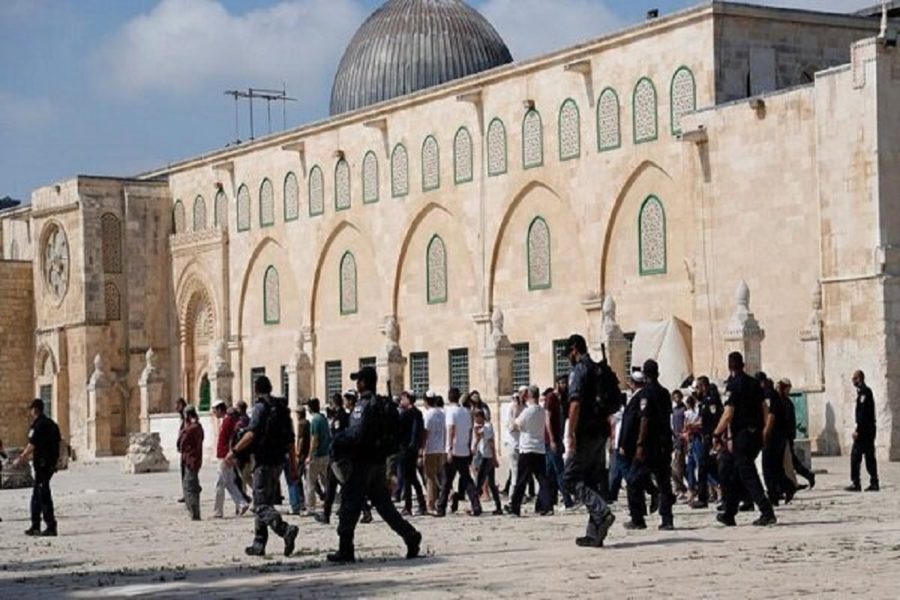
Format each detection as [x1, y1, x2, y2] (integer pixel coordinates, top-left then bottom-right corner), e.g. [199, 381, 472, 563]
[880, 1, 888, 38]
[223, 87, 297, 145]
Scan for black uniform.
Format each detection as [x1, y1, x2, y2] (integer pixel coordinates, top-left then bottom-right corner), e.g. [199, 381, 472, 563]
[718, 373, 775, 521]
[398, 404, 426, 513]
[850, 383, 879, 489]
[695, 391, 722, 504]
[623, 381, 674, 527]
[322, 408, 350, 520]
[332, 391, 420, 559]
[27, 414, 61, 533]
[761, 387, 795, 504]
[562, 354, 614, 546]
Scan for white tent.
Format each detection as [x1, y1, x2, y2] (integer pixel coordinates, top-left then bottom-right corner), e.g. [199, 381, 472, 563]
[630, 317, 693, 391]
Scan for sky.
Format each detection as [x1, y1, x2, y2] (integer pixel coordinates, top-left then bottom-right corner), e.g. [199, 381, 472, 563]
[0, 0, 878, 201]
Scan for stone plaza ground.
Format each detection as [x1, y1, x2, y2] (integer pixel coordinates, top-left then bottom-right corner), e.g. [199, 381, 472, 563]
[0, 457, 897, 599]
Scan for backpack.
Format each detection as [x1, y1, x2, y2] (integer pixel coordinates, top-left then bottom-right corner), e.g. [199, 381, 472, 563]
[254, 396, 293, 463]
[369, 395, 401, 461]
[596, 356, 625, 419]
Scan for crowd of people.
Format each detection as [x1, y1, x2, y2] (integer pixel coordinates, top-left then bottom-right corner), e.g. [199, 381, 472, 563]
[5, 334, 883, 560]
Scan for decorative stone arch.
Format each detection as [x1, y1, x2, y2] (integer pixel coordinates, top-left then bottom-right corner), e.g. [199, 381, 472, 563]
[235, 236, 286, 338]
[599, 159, 674, 293]
[34, 344, 59, 421]
[175, 269, 220, 403]
[389, 202, 454, 315]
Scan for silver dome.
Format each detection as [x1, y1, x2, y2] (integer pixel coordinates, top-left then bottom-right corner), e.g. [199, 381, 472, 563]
[330, 0, 513, 116]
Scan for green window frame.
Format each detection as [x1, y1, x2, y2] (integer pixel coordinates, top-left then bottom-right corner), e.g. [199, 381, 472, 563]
[670, 65, 697, 136]
[421, 135, 440, 192]
[409, 352, 430, 397]
[334, 158, 351, 211]
[263, 265, 280, 325]
[325, 361, 343, 400]
[522, 108, 544, 169]
[638, 195, 667, 276]
[632, 76, 659, 144]
[391, 143, 409, 198]
[362, 151, 379, 204]
[512, 343, 531, 390]
[597, 87, 621, 152]
[558, 98, 581, 161]
[236, 184, 251, 232]
[527, 216, 552, 291]
[283, 171, 300, 222]
[487, 117, 508, 177]
[448, 348, 470, 395]
[453, 126, 473, 184]
[553, 339, 573, 382]
[339, 251, 358, 315]
[259, 178, 275, 227]
[308, 165, 325, 217]
[426, 234, 448, 305]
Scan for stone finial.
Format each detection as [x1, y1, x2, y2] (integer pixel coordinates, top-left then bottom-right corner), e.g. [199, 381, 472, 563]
[89, 353, 110, 387]
[491, 306, 505, 338]
[602, 295, 616, 320]
[726, 280, 764, 339]
[384, 315, 400, 344]
[736, 279, 750, 309]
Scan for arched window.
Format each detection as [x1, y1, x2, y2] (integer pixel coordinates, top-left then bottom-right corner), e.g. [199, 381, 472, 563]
[670, 66, 697, 135]
[639, 195, 667, 275]
[236, 185, 251, 231]
[362, 151, 379, 204]
[426, 235, 448, 304]
[173, 200, 185, 234]
[309, 165, 324, 216]
[421, 136, 440, 191]
[104, 281, 121, 321]
[597, 88, 621, 151]
[340, 251, 358, 315]
[263, 266, 280, 324]
[284, 172, 299, 221]
[100, 213, 122, 274]
[453, 127, 473, 184]
[391, 144, 409, 198]
[487, 118, 507, 176]
[335, 159, 351, 210]
[558, 99, 581, 161]
[259, 178, 275, 227]
[214, 189, 228, 229]
[633, 77, 658, 144]
[527, 217, 551, 290]
[522, 109, 543, 169]
[193, 195, 207, 231]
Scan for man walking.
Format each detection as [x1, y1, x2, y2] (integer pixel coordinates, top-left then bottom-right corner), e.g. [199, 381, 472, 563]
[777, 379, 815, 490]
[506, 386, 548, 516]
[306, 398, 331, 513]
[541, 382, 574, 511]
[398, 391, 427, 516]
[178, 405, 204, 521]
[227, 376, 300, 557]
[213, 402, 249, 518]
[14, 399, 61, 536]
[327, 367, 421, 563]
[562, 334, 615, 548]
[714, 352, 777, 527]
[436, 388, 482, 517]
[758, 374, 795, 506]
[422, 392, 446, 514]
[846, 370, 879, 492]
[689, 376, 722, 509]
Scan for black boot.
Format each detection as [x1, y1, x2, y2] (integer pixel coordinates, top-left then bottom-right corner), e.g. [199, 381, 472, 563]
[405, 530, 422, 559]
[327, 538, 356, 564]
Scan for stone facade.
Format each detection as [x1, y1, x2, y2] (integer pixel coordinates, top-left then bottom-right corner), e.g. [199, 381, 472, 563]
[2, 2, 899, 460]
[0, 260, 35, 446]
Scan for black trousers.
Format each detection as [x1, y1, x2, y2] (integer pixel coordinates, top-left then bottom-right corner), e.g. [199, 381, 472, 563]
[475, 458, 502, 512]
[31, 467, 56, 530]
[510, 452, 547, 514]
[401, 451, 426, 512]
[626, 455, 674, 526]
[563, 436, 611, 542]
[762, 436, 795, 503]
[336, 462, 418, 553]
[437, 456, 481, 513]
[252, 464, 289, 548]
[696, 438, 716, 503]
[719, 431, 774, 520]
[787, 439, 814, 483]
[850, 435, 879, 487]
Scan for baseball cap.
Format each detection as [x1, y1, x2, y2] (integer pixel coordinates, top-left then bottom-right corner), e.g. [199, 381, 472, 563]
[350, 366, 377, 386]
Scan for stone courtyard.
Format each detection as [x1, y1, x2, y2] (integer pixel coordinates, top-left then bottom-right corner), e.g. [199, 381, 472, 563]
[0, 457, 896, 599]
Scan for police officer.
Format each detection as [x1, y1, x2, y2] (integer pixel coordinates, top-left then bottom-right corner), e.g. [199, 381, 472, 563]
[622, 360, 675, 531]
[846, 370, 879, 492]
[714, 352, 776, 527]
[14, 399, 61, 536]
[327, 366, 422, 564]
[758, 373, 795, 506]
[561, 334, 615, 548]
[227, 376, 300, 557]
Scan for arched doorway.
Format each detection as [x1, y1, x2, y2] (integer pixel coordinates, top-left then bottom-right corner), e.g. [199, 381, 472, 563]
[180, 283, 216, 406]
[198, 374, 211, 411]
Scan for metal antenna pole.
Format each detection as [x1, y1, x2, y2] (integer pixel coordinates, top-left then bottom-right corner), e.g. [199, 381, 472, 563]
[249, 88, 255, 141]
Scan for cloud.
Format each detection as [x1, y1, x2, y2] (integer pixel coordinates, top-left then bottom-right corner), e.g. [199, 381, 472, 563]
[0, 91, 56, 131]
[479, 0, 624, 61]
[94, 0, 367, 111]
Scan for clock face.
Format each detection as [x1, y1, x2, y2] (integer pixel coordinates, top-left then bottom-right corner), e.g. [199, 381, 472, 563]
[44, 225, 69, 300]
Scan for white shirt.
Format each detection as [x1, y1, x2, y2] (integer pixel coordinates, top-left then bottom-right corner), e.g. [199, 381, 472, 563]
[474, 422, 496, 459]
[515, 404, 546, 455]
[684, 407, 700, 427]
[445, 404, 472, 457]
[502, 400, 520, 449]
[423, 407, 446, 455]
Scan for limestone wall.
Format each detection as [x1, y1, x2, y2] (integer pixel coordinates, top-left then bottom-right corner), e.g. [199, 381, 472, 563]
[0, 207, 33, 261]
[0, 261, 35, 446]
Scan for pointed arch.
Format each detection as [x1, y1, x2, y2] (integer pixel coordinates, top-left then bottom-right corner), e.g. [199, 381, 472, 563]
[173, 200, 185, 234]
[527, 216, 551, 290]
[192, 195, 207, 231]
[670, 66, 697, 135]
[263, 265, 281, 324]
[309, 165, 325, 216]
[391, 143, 409, 198]
[558, 98, 581, 161]
[335, 158, 351, 211]
[104, 281, 121, 321]
[597, 87, 621, 151]
[362, 151, 379, 204]
[453, 127, 473, 184]
[236, 184, 251, 231]
[421, 135, 440, 192]
[522, 108, 543, 169]
[633, 77, 658, 144]
[214, 189, 228, 229]
[639, 195, 667, 276]
[426, 234, 448, 304]
[487, 117, 507, 176]
[259, 178, 275, 227]
[339, 251, 358, 315]
[284, 172, 300, 221]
